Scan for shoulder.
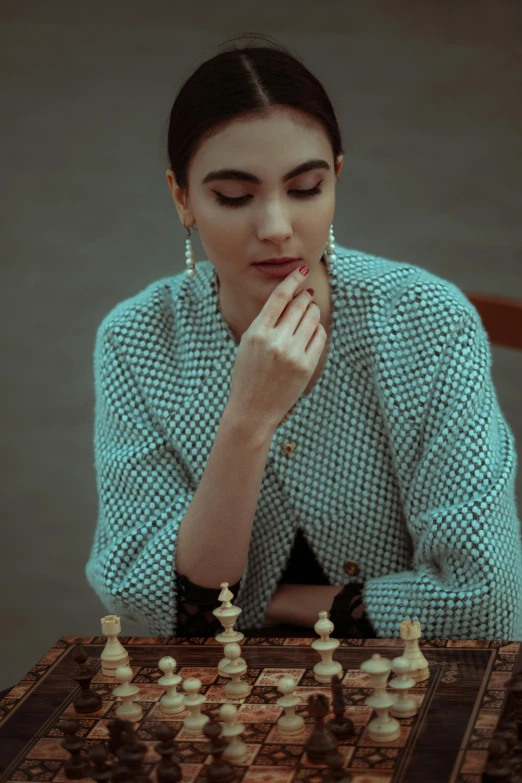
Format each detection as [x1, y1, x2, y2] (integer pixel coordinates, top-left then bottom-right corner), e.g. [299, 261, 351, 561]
[95, 273, 186, 349]
[334, 244, 484, 339]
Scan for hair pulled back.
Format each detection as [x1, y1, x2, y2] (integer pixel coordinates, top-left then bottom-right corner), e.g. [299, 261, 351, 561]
[165, 32, 344, 197]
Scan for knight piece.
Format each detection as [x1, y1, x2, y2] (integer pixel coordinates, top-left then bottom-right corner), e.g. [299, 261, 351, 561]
[305, 693, 338, 764]
[328, 674, 354, 739]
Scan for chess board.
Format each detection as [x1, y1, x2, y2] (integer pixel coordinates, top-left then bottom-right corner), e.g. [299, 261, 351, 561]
[1, 635, 520, 783]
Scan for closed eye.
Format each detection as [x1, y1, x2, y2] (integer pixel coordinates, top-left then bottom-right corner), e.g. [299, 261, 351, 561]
[212, 183, 324, 208]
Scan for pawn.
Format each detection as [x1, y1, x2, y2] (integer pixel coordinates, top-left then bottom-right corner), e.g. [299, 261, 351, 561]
[182, 677, 210, 735]
[158, 656, 184, 715]
[218, 638, 247, 680]
[481, 757, 513, 782]
[220, 703, 248, 763]
[115, 725, 148, 783]
[361, 654, 400, 743]
[389, 656, 417, 718]
[328, 674, 354, 739]
[312, 611, 342, 684]
[71, 643, 103, 713]
[203, 719, 236, 783]
[113, 665, 143, 722]
[153, 723, 182, 783]
[60, 719, 89, 780]
[87, 743, 112, 783]
[222, 643, 251, 699]
[107, 718, 132, 757]
[323, 750, 352, 782]
[276, 676, 305, 735]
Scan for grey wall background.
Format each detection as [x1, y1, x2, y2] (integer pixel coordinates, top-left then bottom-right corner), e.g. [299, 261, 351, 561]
[1, 1, 521, 691]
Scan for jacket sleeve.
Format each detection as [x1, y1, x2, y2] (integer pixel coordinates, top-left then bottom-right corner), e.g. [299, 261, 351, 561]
[85, 323, 195, 636]
[363, 283, 522, 639]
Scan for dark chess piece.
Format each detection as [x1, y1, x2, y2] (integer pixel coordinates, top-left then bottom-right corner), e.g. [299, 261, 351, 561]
[323, 751, 352, 782]
[88, 743, 112, 783]
[328, 674, 354, 739]
[60, 719, 89, 780]
[481, 757, 513, 782]
[203, 720, 236, 783]
[305, 693, 338, 764]
[115, 725, 149, 783]
[108, 719, 134, 757]
[506, 672, 522, 727]
[153, 723, 182, 783]
[71, 643, 103, 713]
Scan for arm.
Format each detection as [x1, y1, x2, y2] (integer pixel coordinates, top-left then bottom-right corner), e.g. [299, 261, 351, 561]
[265, 583, 377, 637]
[175, 402, 276, 586]
[364, 286, 522, 639]
[86, 324, 277, 635]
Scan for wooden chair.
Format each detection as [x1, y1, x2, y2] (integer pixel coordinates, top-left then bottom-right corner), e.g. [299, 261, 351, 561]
[465, 292, 522, 351]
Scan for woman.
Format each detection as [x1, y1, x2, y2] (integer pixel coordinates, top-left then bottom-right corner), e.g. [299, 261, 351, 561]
[86, 34, 522, 640]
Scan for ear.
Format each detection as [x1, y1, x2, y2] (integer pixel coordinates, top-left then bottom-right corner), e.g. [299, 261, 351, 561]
[166, 169, 194, 227]
[335, 155, 344, 179]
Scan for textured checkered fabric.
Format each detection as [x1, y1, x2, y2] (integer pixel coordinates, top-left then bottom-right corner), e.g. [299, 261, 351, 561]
[85, 245, 522, 639]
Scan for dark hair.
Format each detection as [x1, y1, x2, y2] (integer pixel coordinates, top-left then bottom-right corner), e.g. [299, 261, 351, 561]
[164, 32, 344, 197]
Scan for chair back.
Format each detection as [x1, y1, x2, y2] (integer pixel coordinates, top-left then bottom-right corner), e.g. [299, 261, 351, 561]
[465, 292, 522, 351]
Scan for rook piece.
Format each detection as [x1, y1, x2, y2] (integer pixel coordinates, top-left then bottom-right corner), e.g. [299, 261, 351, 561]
[305, 693, 338, 764]
[60, 719, 89, 780]
[100, 615, 129, 677]
[361, 654, 400, 742]
[328, 674, 354, 739]
[153, 723, 182, 783]
[399, 620, 429, 682]
[312, 611, 342, 684]
[203, 720, 236, 782]
[323, 750, 352, 782]
[71, 643, 103, 713]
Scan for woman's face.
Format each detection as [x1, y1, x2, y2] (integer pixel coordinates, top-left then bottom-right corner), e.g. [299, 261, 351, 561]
[166, 107, 343, 326]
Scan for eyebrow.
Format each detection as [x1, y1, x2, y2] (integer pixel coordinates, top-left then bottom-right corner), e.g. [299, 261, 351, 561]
[201, 158, 331, 185]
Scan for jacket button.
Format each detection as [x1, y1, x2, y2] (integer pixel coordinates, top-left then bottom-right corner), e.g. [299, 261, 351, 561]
[343, 560, 360, 577]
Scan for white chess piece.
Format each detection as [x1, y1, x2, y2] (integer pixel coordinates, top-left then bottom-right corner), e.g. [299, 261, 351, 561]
[113, 665, 143, 722]
[360, 654, 400, 742]
[158, 656, 184, 715]
[389, 656, 417, 718]
[182, 677, 210, 735]
[400, 620, 429, 682]
[311, 611, 342, 684]
[219, 703, 248, 763]
[219, 641, 248, 682]
[213, 583, 244, 677]
[276, 676, 305, 734]
[222, 643, 252, 698]
[100, 615, 129, 676]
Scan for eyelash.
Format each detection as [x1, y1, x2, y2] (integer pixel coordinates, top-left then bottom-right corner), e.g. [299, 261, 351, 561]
[213, 183, 324, 208]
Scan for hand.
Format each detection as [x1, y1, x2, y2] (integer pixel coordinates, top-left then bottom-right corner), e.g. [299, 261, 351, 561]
[264, 584, 343, 628]
[228, 265, 326, 432]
